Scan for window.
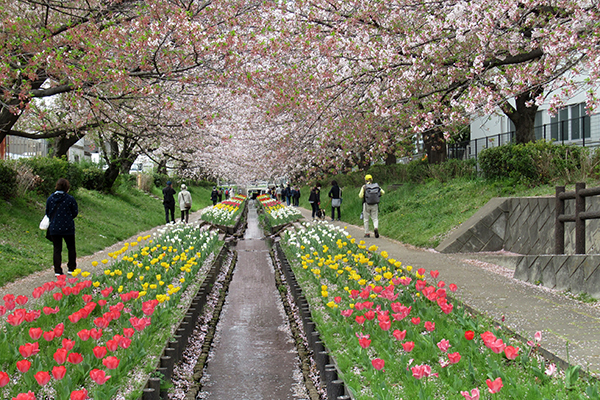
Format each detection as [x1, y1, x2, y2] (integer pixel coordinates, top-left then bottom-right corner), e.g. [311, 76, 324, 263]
[550, 102, 590, 141]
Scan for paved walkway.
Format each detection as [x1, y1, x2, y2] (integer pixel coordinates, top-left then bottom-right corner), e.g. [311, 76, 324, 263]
[199, 200, 307, 399]
[297, 208, 600, 376]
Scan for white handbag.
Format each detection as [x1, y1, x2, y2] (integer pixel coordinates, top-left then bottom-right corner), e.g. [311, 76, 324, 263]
[39, 215, 50, 230]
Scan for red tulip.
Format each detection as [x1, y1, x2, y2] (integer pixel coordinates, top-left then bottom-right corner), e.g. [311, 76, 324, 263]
[424, 321, 435, 332]
[379, 320, 391, 331]
[68, 311, 82, 324]
[54, 323, 65, 337]
[430, 270, 439, 279]
[34, 371, 51, 386]
[12, 391, 35, 400]
[97, 299, 107, 307]
[0, 305, 6, 315]
[103, 356, 120, 370]
[19, 342, 40, 358]
[119, 337, 132, 349]
[89, 369, 111, 385]
[16, 295, 28, 305]
[411, 364, 432, 379]
[449, 283, 458, 292]
[43, 331, 55, 342]
[460, 388, 480, 400]
[93, 346, 107, 359]
[123, 328, 135, 338]
[82, 294, 93, 303]
[52, 366, 66, 380]
[32, 287, 45, 299]
[392, 329, 406, 341]
[54, 348, 67, 364]
[16, 359, 32, 373]
[77, 329, 91, 341]
[504, 346, 520, 360]
[371, 358, 385, 371]
[29, 328, 42, 340]
[70, 389, 88, 400]
[67, 353, 83, 365]
[106, 339, 119, 352]
[0, 371, 9, 387]
[364, 310, 375, 320]
[90, 328, 103, 340]
[340, 309, 353, 317]
[53, 293, 63, 301]
[94, 317, 109, 329]
[465, 330, 475, 340]
[333, 296, 342, 303]
[411, 317, 420, 325]
[448, 352, 461, 364]
[358, 337, 371, 349]
[355, 315, 365, 325]
[402, 341, 415, 352]
[417, 268, 426, 276]
[486, 377, 503, 394]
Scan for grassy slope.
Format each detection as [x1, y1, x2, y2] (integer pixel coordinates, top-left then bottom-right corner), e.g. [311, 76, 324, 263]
[0, 181, 213, 287]
[301, 177, 562, 248]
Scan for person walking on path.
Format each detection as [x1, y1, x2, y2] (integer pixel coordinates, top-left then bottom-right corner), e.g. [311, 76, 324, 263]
[328, 180, 342, 221]
[178, 184, 193, 223]
[293, 186, 301, 206]
[163, 181, 176, 224]
[308, 182, 321, 220]
[359, 174, 384, 237]
[210, 186, 219, 206]
[46, 178, 78, 276]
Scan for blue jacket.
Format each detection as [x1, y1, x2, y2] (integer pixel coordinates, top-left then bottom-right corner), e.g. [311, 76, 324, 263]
[46, 191, 78, 236]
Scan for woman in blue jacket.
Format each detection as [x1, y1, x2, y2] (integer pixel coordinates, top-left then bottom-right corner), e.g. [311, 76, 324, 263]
[45, 178, 78, 276]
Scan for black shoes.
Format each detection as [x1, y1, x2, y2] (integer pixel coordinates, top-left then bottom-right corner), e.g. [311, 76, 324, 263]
[374, 228, 379, 238]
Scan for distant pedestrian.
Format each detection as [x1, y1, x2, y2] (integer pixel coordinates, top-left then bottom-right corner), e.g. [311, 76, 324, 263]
[285, 184, 293, 206]
[163, 181, 176, 224]
[178, 184, 192, 223]
[359, 174, 384, 238]
[276, 185, 282, 201]
[328, 180, 342, 221]
[308, 182, 321, 220]
[46, 178, 78, 276]
[293, 186, 301, 206]
[217, 188, 223, 202]
[211, 186, 219, 205]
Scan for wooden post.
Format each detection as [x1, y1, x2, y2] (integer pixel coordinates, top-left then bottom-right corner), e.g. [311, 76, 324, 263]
[555, 186, 565, 254]
[575, 182, 586, 254]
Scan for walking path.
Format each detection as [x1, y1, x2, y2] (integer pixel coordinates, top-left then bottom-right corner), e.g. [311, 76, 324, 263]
[296, 208, 600, 377]
[199, 200, 307, 399]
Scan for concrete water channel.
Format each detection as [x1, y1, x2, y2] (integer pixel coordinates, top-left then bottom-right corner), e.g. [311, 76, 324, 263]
[198, 200, 308, 399]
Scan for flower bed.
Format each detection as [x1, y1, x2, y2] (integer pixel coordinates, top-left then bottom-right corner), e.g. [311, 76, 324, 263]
[0, 224, 221, 400]
[201, 195, 247, 231]
[256, 194, 302, 231]
[280, 222, 597, 400]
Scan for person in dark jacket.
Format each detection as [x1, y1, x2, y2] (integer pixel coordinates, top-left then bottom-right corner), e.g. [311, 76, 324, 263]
[293, 186, 301, 206]
[308, 183, 321, 219]
[163, 181, 176, 224]
[46, 178, 78, 276]
[210, 187, 219, 205]
[328, 180, 342, 221]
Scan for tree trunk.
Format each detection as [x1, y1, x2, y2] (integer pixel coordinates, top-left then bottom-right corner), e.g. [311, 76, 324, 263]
[157, 158, 168, 175]
[500, 88, 542, 144]
[51, 133, 86, 159]
[385, 151, 397, 165]
[423, 129, 447, 164]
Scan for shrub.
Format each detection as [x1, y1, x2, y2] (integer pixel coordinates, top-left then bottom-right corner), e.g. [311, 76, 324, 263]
[19, 157, 81, 194]
[0, 160, 17, 199]
[139, 173, 155, 193]
[81, 166, 105, 191]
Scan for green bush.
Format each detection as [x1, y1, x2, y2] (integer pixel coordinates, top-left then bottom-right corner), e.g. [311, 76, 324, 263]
[479, 141, 593, 185]
[0, 161, 17, 200]
[19, 157, 75, 195]
[81, 166, 105, 191]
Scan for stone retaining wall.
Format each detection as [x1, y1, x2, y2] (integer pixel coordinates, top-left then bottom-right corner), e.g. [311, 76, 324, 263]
[436, 196, 600, 255]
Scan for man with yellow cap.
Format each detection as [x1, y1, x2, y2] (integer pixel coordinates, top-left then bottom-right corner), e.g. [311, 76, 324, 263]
[359, 174, 384, 237]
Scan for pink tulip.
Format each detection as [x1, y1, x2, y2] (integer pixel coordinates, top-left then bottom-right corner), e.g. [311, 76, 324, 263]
[486, 377, 503, 394]
[34, 371, 51, 386]
[52, 366, 66, 380]
[411, 364, 431, 379]
[460, 387, 480, 400]
[70, 389, 88, 400]
[437, 339, 450, 352]
[448, 352, 461, 364]
[402, 341, 415, 352]
[340, 309, 353, 317]
[103, 356, 120, 370]
[12, 391, 35, 400]
[504, 346, 519, 360]
[379, 320, 391, 331]
[90, 369, 111, 385]
[0, 371, 9, 387]
[534, 331, 542, 342]
[392, 329, 406, 341]
[371, 358, 385, 371]
[67, 353, 83, 365]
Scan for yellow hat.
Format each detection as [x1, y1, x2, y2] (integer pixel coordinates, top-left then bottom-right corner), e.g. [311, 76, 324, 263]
[365, 174, 373, 181]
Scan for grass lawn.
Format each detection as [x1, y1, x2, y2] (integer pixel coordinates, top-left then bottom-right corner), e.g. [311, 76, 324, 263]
[0, 180, 213, 287]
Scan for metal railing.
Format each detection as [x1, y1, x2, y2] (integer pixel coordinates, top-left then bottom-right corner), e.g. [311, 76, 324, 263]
[555, 182, 600, 254]
[448, 114, 597, 161]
